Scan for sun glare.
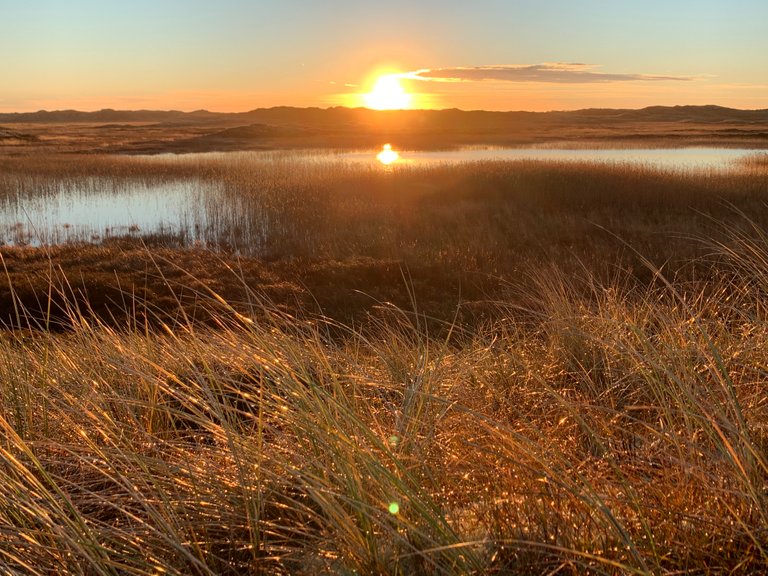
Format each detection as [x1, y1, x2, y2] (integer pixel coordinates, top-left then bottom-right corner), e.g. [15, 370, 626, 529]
[364, 74, 412, 110]
[376, 143, 400, 165]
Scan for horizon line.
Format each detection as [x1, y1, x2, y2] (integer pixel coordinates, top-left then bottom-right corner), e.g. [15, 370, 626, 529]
[2, 103, 767, 116]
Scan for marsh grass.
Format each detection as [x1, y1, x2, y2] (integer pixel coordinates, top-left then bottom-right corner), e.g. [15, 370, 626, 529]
[2, 217, 768, 573]
[3, 153, 768, 276]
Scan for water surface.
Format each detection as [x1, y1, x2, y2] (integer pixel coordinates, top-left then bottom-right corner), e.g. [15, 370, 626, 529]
[346, 145, 767, 170]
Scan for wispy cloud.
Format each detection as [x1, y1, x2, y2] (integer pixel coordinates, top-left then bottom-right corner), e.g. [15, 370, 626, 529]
[402, 63, 694, 84]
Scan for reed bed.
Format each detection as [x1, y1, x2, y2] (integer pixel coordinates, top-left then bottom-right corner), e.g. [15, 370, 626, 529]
[3, 152, 768, 276]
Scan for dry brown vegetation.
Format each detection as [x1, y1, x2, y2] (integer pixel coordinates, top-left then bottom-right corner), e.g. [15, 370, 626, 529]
[2, 152, 768, 328]
[2, 150, 768, 573]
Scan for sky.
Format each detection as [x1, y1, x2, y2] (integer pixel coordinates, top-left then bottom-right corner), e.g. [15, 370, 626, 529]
[2, 0, 767, 113]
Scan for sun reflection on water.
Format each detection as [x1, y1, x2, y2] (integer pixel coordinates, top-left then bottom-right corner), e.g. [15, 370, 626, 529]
[376, 144, 400, 166]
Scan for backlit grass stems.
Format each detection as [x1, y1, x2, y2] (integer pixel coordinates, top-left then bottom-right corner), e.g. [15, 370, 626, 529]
[2, 225, 768, 574]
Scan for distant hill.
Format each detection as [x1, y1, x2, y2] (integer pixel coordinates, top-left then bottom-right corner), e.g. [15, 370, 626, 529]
[2, 105, 767, 128]
[553, 105, 768, 124]
[177, 123, 316, 150]
[0, 108, 220, 124]
[4, 105, 768, 153]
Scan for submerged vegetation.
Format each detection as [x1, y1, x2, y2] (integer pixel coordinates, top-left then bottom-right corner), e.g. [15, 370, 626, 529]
[2, 152, 768, 573]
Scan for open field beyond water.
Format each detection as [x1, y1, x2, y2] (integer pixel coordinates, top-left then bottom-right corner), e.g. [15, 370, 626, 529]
[2, 148, 768, 573]
[3, 106, 768, 154]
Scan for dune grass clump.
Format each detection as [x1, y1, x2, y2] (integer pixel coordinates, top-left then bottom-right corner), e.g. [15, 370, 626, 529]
[2, 221, 768, 574]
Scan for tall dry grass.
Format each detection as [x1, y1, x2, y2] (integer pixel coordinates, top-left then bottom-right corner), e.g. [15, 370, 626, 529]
[3, 152, 768, 278]
[2, 216, 768, 573]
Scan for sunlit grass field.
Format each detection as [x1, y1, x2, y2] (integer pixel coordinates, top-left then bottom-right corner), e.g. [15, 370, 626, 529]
[2, 153, 768, 573]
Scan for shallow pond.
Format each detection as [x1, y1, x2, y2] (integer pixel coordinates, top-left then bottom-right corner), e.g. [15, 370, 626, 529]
[0, 180, 214, 247]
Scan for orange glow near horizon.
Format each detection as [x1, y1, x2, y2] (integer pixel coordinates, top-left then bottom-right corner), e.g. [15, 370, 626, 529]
[334, 68, 438, 110]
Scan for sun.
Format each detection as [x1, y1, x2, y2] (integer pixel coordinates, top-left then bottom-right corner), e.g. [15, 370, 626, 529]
[363, 74, 412, 110]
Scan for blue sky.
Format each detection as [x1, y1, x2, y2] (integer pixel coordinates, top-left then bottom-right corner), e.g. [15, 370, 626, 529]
[2, 0, 766, 111]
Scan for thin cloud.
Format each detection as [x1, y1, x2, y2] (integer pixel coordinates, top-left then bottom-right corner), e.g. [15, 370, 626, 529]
[402, 63, 694, 84]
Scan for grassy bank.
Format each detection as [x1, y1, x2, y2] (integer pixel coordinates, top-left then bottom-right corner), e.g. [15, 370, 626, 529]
[1, 230, 768, 573]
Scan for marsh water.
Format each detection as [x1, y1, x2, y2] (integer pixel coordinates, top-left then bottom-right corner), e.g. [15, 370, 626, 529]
[1, 146, 766, 251]
[342, 146, 766, 170]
